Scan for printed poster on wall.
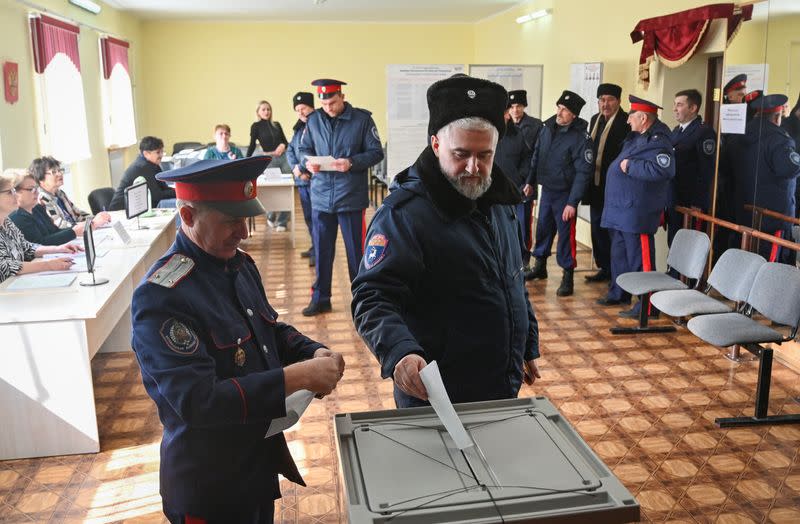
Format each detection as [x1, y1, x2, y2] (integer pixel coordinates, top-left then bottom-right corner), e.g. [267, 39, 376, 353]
[569, 62, 603, 123]
[386, 64, 465, 181]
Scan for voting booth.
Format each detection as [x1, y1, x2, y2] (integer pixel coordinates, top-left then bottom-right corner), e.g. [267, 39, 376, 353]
[335, 397, 639, 523]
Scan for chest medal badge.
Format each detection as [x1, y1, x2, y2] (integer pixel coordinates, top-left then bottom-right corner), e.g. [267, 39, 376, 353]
[235, 337, 246, 367]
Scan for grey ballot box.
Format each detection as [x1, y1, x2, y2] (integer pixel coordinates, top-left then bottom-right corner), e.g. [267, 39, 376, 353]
[334, 397, 639, 523]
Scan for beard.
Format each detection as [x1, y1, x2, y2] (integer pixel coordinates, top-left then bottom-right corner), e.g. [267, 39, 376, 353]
[443, 168, 492, 200]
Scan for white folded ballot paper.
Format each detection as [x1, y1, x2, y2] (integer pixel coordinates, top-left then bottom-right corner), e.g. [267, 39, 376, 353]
[419, 360, 475, 450]
[305, 155, 337, 171]
[265, 389, 315, 438]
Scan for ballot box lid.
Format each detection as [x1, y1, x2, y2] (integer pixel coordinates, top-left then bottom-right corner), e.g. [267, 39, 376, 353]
[334, 397, 639, 523]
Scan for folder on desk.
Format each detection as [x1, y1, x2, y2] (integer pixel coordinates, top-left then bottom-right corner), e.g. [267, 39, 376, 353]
[6, 274, 76, 291]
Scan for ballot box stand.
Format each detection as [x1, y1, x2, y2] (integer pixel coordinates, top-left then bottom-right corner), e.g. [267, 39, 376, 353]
[335, 397, 639, 523]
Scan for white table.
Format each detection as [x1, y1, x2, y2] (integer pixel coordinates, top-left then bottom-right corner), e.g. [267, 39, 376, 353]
[0, 211, 177, 460]
[256, 176, 296, 248]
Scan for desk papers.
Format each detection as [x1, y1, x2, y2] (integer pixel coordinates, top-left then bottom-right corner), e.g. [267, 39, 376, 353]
[6, 274, 76, 290]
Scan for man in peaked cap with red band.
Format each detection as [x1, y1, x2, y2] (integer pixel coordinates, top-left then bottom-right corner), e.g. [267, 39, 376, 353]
[723, 73, 747, 104]
[352, 74, 540, 409]
[299, 78, 384, 316]
[131, 156, 345, 523]
[599, 95, 675, 320]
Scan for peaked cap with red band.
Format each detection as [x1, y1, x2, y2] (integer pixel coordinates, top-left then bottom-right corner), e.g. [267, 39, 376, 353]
[751, 93, 788, 114]
[724, 74, 747, 95]
[628, 95, 662, 114]
[156, 156, 271, 217]
[311, 78, 346, 99]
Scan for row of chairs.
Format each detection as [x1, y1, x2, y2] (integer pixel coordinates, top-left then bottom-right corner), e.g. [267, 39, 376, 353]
[614, 229, 800, 428]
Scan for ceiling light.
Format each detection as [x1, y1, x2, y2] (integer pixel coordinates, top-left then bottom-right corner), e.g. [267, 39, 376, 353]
[516, 9, 551, 24]
[69, 0, 101, 15]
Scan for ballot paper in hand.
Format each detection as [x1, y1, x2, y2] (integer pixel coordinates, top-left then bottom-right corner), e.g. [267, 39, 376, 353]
[265, 389, 315, 438]
[305, 155, 337, 171]
[419, 361, 474, 450]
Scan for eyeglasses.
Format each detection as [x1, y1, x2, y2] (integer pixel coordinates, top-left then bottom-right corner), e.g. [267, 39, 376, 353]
[45, 168, 65, 176]
[0, 188, 17, 196]
[16, 186, 38, 193]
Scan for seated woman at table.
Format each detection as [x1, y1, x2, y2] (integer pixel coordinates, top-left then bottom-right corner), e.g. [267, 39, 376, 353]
[29, 156, 112, 230]
[0, 171, 82, 283]
[8, 169, 84, 245]
[203, 124, 244, 160]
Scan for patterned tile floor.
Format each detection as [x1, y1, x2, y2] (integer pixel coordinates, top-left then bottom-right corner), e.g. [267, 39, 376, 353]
[2, 211, 800, 523]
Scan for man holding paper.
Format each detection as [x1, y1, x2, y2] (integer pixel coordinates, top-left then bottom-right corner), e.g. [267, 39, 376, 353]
[131, 157, 345, 523]
[298, 78, 384, 316]
[351, 74, 540, 409]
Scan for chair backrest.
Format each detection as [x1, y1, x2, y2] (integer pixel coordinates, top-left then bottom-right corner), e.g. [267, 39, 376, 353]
[88, 187, 115, 215]
[666, 229, 710, 280]
[707, 249, 766, 302]
[747, 262, 800, 328]
[172, 141, 204, 155]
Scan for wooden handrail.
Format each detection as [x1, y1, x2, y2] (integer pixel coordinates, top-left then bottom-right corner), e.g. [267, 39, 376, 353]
[744, 204, 800, 227]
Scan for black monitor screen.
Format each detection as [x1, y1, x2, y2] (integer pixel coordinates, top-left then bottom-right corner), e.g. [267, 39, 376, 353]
[124, 182, 149, 220]
[83, 215, 96, 272]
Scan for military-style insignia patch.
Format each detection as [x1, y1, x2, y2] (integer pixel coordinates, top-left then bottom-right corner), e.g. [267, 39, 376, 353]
[160, 319, 199, 355]
[467, 89, 476, 99]
[243, 180, 255, 198]
[584, 149, 594, 164]
[656, 153, 671, 168]
[702, 139, 715, 156]
[791, 151, 800, 167]
[510, 94, 516, 100]
[364, 233, 388, 269]
[296, 95, 301, 101]
[371, 126, 380, 141]
[234, 342, 246, 367]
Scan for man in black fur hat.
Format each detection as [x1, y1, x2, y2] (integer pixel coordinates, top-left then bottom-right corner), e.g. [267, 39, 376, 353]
[351, 74, 540, 408]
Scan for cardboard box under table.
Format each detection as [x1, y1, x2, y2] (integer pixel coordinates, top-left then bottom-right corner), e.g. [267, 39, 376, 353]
[334, 397, 639, 523]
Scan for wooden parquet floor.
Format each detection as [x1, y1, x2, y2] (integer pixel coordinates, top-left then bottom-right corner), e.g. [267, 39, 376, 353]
[1, 209, 799, 523]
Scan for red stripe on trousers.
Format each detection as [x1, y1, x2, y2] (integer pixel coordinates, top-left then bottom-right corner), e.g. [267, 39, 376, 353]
[185, 516, 206, 524]
[569, 218, 577, 268]
[361, 210, 367, 251]
[769, 230, 783, 262]
[640, 234, 652, 272]
[527, 202, 535, 251]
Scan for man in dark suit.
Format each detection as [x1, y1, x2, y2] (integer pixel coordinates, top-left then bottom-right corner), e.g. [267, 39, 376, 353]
[583, 83, 629, 283]
[109, 136, 175, 211]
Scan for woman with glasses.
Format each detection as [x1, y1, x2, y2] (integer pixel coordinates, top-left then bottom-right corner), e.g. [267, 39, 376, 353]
[30, 156, 111, 230]
[8, 169, 83, 245]
[0, 170, 82, 283]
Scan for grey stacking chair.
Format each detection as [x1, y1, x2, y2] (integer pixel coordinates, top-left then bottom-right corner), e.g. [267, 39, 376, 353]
[650, 249, 766, 320]
[687, 262, 800, 428]
[612, 229, 710, 335]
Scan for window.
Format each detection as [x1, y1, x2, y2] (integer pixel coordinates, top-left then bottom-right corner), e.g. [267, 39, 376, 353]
[100, 37, 136, 148]
[29, 14, 91, 164]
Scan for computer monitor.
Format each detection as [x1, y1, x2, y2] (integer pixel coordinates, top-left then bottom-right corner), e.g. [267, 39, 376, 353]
[80, 216, 108, 287]
[124, 181, 149, 220]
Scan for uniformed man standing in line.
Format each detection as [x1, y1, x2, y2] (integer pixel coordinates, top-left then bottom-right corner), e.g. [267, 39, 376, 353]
[725, 94, 800, 264]
[584, 83, 630, 285]
[351, 74, 540, 408]
[285, 91, 316, 267]
[667, 89, 717, 246]
[495, 103, 532, 263]
[508, 89, 543, 268]
[599, 96, 675, 316]
[131, 156, 345, 523]
[299, 79, 384, 316]
[523, 90, 593, 297]
[723, 73, 747, 104]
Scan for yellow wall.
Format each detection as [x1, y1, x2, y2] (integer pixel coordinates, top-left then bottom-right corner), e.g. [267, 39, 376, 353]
[0, 0, 142, 207]
[138, 21, 474, 152]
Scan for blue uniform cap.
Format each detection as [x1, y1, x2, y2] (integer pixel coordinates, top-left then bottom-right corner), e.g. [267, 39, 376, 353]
[750, 93, 788, 113]
[629, 95, 662, 114]
[156, 156, 271, 217]
[724, 74, 747, 94]
[311, 79, 347, 99]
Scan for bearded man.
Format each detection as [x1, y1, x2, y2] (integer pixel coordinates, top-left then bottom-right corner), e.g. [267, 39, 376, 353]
[350, 74, 540, 408]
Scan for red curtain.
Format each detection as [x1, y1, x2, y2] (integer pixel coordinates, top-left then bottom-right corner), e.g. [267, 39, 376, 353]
[30, 15, 81, 74]
[630, 3, 753, 88]
[101, 37, 130, 79]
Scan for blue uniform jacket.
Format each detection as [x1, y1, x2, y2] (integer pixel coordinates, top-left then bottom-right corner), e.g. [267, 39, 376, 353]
[494, 122, 532, 188]
[726, 117, 800, 229]
[351, 146, 539, 407]
[670, 117, 717, 210]
[131, 231, 323, 518]
[518, 113, 544, 151]
[286, 119, 309, 187]
[601, 119, 675, 234]
[298, 102, 384, 213]
[526, 115, 593, 207]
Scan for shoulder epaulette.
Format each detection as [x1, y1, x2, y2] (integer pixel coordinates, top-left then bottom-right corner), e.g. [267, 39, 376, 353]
[382, 187, 416, 209]
[147, 254, 195, 288]
[355, 107, 373, 117]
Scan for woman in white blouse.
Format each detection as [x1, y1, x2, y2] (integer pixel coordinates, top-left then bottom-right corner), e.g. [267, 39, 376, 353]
[0, 170, 82, 283]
